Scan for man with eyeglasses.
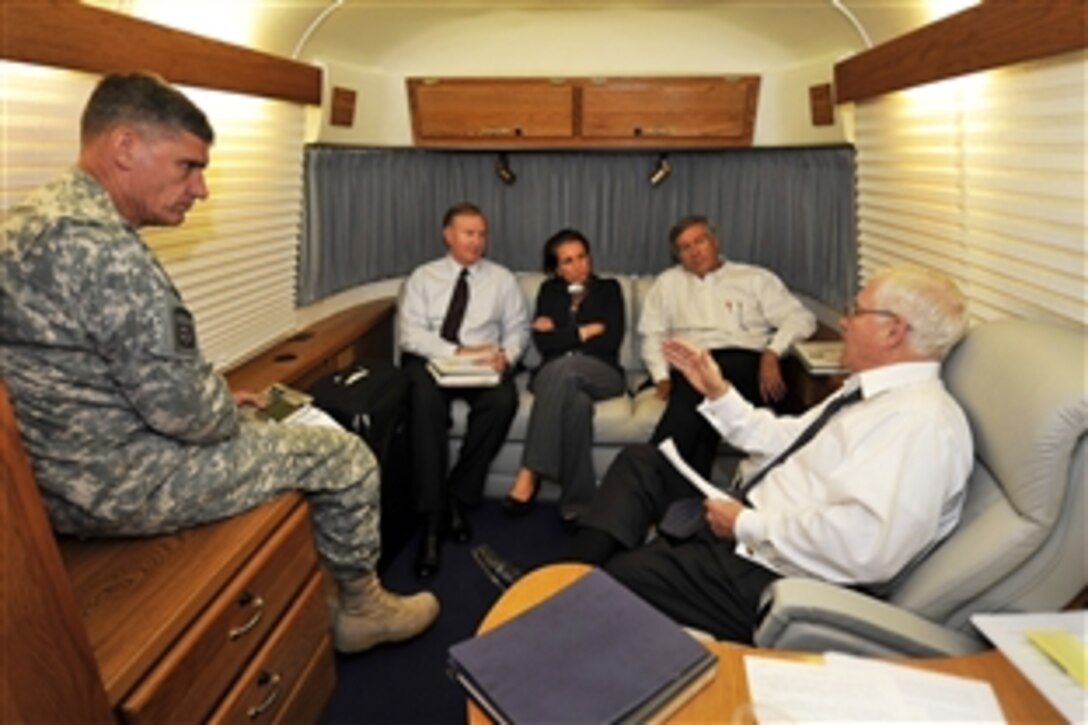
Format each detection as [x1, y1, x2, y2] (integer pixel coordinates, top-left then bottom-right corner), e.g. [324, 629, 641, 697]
[571, 265, 973, 643]
[640, 216, 816, 479]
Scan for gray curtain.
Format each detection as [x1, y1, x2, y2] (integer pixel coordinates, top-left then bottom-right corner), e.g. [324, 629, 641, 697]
[300, 146, 856, 308]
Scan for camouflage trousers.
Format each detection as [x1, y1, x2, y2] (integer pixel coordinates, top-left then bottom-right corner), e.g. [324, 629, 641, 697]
[44, 421, 382, 580]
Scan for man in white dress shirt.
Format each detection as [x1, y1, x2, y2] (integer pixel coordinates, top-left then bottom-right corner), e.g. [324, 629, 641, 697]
[573, 265, 973, 643]
[641, 216, 817, 478]
[398, 202, 529, 577]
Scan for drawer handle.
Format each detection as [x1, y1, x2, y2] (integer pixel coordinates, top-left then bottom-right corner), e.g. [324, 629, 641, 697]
[247, 671, 282, 719]
[228, 594, 265, 641]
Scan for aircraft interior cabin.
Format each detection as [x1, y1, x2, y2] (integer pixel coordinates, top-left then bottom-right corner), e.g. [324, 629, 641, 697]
[3, 1, 1086, 723]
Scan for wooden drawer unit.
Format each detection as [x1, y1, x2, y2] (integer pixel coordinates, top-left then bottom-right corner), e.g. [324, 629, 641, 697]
[120, 503, 318, 722]
[209, 572, 332, 723]
[272, 637, 337, 724]
[57, 494, 335, 723]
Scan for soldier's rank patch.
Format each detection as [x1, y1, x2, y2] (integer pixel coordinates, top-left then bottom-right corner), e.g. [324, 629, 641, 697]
[173, 306, 197, 353]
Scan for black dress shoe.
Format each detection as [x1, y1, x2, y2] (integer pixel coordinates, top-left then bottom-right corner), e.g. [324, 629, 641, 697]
[415, 515, 442, 578]
[502, 480, 540, 515]
[448, 499, 472, 543]
[471, 544, 525, 590]
[560, 512, 581, 531]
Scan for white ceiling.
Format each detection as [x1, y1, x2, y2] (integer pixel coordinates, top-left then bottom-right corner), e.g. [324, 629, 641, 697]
[246, 1, 939, 66]
[84, 1, 952, 71]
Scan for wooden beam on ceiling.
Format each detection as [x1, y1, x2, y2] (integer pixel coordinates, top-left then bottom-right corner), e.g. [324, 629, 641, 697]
[835, 0, 1086, 104]
[1, 0, 321, 105]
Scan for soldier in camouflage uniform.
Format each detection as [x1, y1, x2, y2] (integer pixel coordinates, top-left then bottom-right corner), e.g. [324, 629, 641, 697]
[0, 72, 438, 654]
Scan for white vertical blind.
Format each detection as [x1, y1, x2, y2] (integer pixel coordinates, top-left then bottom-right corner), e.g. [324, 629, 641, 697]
[853, 48, 1086, 327]
[1, 60, 305, 368]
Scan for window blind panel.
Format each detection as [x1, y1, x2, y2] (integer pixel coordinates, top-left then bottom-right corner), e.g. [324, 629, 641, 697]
[964, 182, 1083, 226]
[1, 61, 306, 368]
[854, 48, 1086, 326]
[859, 221, 962, 259]
[963, 236, 1083, 323]
[965, 263, 1080, 324]
[0, 85, 82, 208]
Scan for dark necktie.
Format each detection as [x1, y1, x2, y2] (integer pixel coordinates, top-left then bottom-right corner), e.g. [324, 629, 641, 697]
[657, 387, 864, 540]
[733, 387, 864, 502]
[440, 268, 470, 344]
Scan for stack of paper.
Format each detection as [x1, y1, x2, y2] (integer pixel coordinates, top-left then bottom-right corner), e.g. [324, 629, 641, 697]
[427, 355, 500, 387]
[791, 340, 846, 374]
[448, 569, 717, 723]
[744, 652, 1006, 722]
[972, 610, 1088, 722]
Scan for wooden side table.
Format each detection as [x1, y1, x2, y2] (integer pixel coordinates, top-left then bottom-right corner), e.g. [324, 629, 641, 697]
[468, 564, 1063, 724]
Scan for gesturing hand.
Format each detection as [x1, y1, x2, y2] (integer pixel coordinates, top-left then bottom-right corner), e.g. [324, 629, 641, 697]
[661, 338, 732, 400]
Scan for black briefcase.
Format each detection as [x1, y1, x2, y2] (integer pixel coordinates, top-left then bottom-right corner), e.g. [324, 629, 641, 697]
[308, 360, 416, 572]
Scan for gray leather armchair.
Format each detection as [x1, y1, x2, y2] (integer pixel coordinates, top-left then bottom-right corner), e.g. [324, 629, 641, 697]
[754, 318, 1087, 657]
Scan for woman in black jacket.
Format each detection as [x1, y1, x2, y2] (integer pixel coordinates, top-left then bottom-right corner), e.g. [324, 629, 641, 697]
[503, 229, 626, 524]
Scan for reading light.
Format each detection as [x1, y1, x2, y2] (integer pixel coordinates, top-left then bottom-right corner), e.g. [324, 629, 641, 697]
[649, 153, 672, 187]
[496, 153, 517, 185]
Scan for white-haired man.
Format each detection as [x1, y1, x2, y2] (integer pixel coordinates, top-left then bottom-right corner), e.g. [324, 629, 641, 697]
[571, 265, 973, 642]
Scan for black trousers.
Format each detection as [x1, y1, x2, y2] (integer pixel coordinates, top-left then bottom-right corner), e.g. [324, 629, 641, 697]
[401, 353, 518, 513]
[650, 347, 762, 478]
[579, 444, 780, 643]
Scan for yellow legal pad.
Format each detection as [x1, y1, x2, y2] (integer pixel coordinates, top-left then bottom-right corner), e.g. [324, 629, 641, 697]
[1025, 628, 1088, 689]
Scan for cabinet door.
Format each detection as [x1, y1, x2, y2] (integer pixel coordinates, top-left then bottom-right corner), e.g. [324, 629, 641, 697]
[409, 78, 575, 143]
[581, 76, 760, 144]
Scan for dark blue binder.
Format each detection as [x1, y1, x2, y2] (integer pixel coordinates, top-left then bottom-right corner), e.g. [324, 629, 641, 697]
[448, 569, 717, 724]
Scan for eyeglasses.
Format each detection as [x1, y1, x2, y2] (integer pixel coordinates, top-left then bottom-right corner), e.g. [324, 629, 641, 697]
[844, 304, 903, 323]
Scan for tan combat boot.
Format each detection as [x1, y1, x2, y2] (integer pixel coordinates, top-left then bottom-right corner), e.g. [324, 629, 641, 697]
[333, 573, 440, 653]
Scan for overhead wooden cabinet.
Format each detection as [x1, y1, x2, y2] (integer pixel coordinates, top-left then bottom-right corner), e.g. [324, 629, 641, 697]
[409, 78, 575, 142]
[581, 76, 760, 145]
[407, 75, 761, 148]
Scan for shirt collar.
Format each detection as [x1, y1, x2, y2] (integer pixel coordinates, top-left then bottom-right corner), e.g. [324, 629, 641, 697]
[850, 361, 942, 399]
[443, 254, 481, 275]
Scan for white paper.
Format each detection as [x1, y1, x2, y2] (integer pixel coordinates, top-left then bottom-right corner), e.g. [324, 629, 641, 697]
[657, 438, 733, 501]
[972, 610, 1088, 723]
[791, 340, 846, 374]
[283, 404, 345, 430]
[427, 362, 500, 387]
[825, 653, 1006, 722]
[744, 656, 908, 721]
[429, 354, 495, 375]
[744, 654, 1006, 723]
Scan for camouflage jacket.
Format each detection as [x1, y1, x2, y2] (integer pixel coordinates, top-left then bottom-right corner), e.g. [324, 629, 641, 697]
[1, 168, 238, 524]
